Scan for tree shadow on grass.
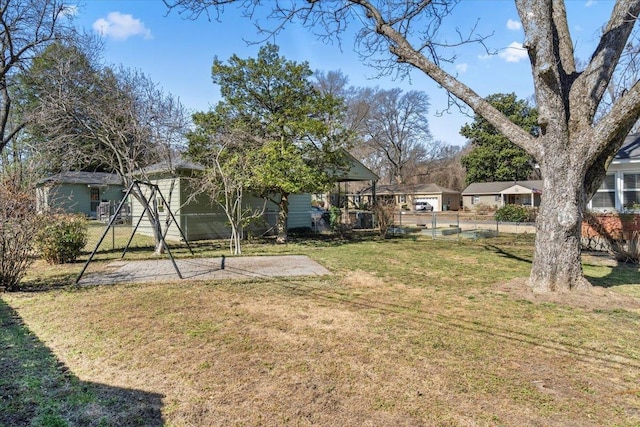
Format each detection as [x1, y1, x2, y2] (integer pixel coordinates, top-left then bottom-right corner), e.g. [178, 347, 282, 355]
[583, 259, 640, 288]
[0, 299, 164, 426]
[482, 244, 533, 264]
[482, 244, 640, 287]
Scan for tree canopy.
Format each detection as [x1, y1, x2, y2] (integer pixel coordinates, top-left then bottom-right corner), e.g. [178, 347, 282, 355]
[0, 0, 76, 184]
[360, 88, 433, 185]
[461, 93, 539, 185]
[188, 44, 349, 243]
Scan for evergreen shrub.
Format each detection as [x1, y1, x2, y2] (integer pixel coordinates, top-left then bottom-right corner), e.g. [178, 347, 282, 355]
[36, 214, 88, 264]
[494, 204, 534, 223]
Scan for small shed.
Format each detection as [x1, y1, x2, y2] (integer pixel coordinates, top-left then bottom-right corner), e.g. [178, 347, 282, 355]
[36, 171, 124, 218]
[130, 159, 312, 241]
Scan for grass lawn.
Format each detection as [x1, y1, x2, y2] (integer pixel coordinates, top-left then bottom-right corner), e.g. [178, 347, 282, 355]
[2, 222, 640, 426]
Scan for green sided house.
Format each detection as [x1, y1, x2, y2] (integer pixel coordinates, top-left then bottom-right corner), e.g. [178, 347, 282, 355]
[36, 171, 124, 218]
[129, 158, 313, 242]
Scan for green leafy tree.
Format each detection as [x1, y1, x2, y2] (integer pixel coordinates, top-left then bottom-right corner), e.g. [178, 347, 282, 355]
[187, 113, 266, 255]
[190, 44, 349, 243]
[460, 93, 539, 185]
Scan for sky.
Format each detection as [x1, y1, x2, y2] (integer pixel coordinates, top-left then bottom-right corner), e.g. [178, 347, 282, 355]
[70, 0, 614, 147]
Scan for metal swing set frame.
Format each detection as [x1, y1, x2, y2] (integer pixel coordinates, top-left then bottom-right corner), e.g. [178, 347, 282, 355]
[75, 180, 194, 285]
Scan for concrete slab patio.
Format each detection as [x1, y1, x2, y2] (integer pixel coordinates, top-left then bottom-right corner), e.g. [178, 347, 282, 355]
[78, 255, 331, 286]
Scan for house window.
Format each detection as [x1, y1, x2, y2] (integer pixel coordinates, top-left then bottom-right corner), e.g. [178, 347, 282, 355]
[398, 195, 406, 204]
[623, 173, 640, 209]
[472, 196, 480, 205]
[495, 195, 501, 202]
[592, 174, 616, 209]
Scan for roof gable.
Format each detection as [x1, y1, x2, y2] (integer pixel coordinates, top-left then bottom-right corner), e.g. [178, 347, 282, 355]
[331, 149, 379, 182]
[501, 183, 542, 194]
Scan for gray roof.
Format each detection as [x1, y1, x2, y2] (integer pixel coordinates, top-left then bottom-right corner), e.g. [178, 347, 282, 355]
[136, 157, 205, 175]
[462, 180, 543, 195]
[361, 183, 459, 195]
[615, 133, 640, 161]
[37, 171, 122, 186]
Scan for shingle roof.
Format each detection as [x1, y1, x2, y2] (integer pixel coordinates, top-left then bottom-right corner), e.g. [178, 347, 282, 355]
[137, 157, 205, 175]
[462, 180, 543, 195]
[37, 171, 122, 186]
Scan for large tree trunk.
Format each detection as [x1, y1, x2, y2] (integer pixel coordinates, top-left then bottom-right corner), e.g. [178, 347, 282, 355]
[276, 193, 289, 244]
[149, 194, 166, 256]
[529, 150, 592, 292]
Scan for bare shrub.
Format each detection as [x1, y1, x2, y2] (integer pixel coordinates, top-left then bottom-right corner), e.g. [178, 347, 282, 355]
[474, 203, 496, 215]
[583, 213, 640, 263]
[372, 200, 396, 238]
[0, 183, 40, 291]
[610, 231, 640, 264]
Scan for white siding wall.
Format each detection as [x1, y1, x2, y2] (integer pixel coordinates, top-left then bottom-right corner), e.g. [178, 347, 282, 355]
[588, 162, 640, 212]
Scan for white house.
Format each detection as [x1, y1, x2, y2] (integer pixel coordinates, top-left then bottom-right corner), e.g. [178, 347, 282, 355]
[588, 134, 640, 212]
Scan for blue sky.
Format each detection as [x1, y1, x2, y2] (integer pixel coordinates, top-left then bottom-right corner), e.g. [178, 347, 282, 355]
[71, 0, 613, 147]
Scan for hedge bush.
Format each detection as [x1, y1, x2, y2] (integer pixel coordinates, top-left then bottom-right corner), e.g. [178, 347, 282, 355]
[36, 214, 88, 264]
[494, 204, 534, 223]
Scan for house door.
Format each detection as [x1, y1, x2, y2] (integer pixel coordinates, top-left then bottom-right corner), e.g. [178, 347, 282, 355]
[90, 188, 100, 217]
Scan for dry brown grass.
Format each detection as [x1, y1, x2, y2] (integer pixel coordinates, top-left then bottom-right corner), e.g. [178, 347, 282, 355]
[3, 235, 640, 426]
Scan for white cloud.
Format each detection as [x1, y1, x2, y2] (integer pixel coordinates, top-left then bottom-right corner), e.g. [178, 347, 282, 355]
[506, 19, 522, 31]
[93, 12, 152, 41]
[455, 63, 468, 73]
[499, 42, 528, 63]
[585, 0, 596, 7]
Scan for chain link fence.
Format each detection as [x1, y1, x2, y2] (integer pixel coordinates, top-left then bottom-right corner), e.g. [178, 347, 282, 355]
[391, 211, 536, 240]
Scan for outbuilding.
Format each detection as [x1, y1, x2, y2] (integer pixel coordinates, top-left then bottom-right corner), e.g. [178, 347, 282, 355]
[36, 171, 124, 218]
